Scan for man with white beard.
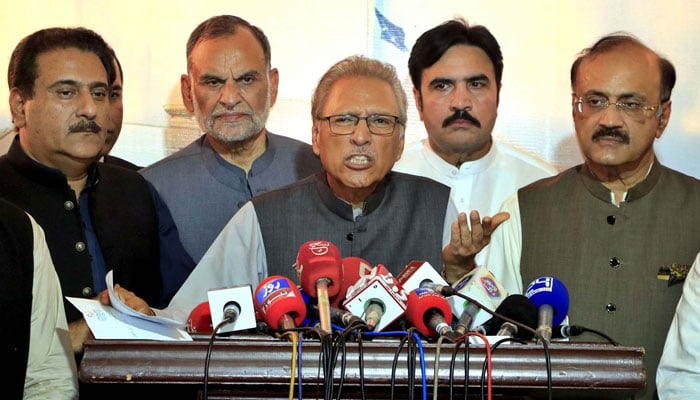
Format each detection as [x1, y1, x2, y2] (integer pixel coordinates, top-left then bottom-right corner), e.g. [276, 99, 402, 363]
[141, 15, 322, 264]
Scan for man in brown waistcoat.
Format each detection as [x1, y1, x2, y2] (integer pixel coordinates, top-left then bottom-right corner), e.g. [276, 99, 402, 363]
[447, 33, 700, 399]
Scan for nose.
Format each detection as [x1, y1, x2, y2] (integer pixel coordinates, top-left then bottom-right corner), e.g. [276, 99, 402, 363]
[350, 118, 371, 145]
[220, 81, 242, 107]
[597, 102, 625, 128]
[77, 90, 99, 120]
[449, 83, 473, 111]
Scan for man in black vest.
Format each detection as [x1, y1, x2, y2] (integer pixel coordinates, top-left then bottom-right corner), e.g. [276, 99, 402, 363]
[0, 198, 77, 399]
[1, 27, 194, 356]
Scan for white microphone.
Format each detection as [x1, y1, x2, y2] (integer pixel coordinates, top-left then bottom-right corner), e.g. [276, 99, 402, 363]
[449, 266, 508, 331]
[207, 284, 257, 333]
[342, 264, 407, 331]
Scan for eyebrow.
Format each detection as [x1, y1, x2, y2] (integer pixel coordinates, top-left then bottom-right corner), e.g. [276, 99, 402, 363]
[49, 80, 109, 90]
[428, 73, 490, 87]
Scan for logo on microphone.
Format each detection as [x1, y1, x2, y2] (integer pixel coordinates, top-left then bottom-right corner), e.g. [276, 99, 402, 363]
[308, 241, 331, 255]
[480, 276, 501, 298]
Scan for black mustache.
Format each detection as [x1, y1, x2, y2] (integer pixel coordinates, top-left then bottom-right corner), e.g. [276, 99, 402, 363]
[442, 109, 481, 128]
[68, 120, 101, 134]
[592, 127, 629, 144]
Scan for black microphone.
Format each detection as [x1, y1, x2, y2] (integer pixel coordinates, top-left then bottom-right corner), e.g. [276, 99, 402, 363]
[477, 294, 538, 340]
[551, 324, 585, 339]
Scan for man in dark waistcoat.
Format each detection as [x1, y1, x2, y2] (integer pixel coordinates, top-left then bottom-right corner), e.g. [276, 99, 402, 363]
[1, 27, 193, 356]
[111, 55, 508, 325]
[448, 34, 700, 399]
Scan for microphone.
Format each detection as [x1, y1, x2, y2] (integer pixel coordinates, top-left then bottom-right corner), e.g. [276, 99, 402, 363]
[295, 241, 343, 333]
[332, 256, 374, 307]
[396, 260, 450, 293]
[525, 276, 570, 344]
[405, 288, 456, 339]
[342, 264, 407, 331]
[450, 266, 508, 332]
[187, 301, 213, 334]
[254, 275, 307, 330]
[476, 294, 538, 340]
[306, 300, 365, 329]
[551, 324, 585, 339]
[207, 284, 257, 333]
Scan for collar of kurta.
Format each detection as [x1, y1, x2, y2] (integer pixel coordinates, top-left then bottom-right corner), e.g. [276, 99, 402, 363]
[578, 157, 661, 203]
[314, 171, 392, 222]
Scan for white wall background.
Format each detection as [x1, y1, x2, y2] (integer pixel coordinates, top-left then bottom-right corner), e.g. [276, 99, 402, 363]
[1, 0, 698, 177]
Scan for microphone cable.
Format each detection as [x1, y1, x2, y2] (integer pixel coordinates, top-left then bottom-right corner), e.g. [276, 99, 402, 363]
[362, 329, 428, 400]
[278, 330, 299, 400]
[554, 324, 619, 346]
[203, 310, 240, 400]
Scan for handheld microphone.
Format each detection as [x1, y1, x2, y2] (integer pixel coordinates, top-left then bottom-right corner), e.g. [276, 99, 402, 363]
[306, 300, 365, 329]
[187, 301, 213, 334]
[333, 256, 374, 307]
[405, 288, 456, 339]
[476, 294, 538, 340]
[450, 266, 508, 331]
[254, 275, 307, 330]
[525, 276, 569, 344]
[295, 241, 343, 334]
[343, 264, 407, 331]
[551, 324, 585, 339]
[207, 284, 256, 333]
[397, 260, 450, 293]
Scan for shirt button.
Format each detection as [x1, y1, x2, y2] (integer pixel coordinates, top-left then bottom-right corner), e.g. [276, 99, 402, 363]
[346, 233, 354, 241]
[64, 201, 75, 210]
[75, 241, 86, 252]
[609, 257, 621, 268]
[606, 215, 616, 225]
[82, 286, 94, 297]
[605, 303, 617, 313]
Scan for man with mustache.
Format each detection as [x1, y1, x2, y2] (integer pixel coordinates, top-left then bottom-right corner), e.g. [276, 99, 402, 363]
[456, 34, 700, 399]
[140, 15, 322, 264]
[394, 19, 556, 233]
[109, 55, 507, 325]
[0, 27, 193, 357]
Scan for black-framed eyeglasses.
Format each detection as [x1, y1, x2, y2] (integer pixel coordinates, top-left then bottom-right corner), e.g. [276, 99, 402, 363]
[317, 114, 403, 136]
[574, 95, 660, 120]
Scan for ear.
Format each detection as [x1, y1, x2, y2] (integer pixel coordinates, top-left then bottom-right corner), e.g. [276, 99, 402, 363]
[395, 131, 405, 162]
[412, 87, 424, 119]
[268, 67, 279, 108]
[311, 121, 321, 156]
[180, 74, 195, 113]
[9, 88, 27, 129]
[656, 100, 672, 139]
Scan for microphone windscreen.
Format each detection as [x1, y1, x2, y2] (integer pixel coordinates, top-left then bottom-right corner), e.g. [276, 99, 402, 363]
[334, 256, 373, 307]
[187, 301, 212, 334]
[525, 276, 569, 326]
[254, 275, 307, 329]
[295, 241, 343, 298]
[405, 288, 453, 337]
[483, 294, 538, 339]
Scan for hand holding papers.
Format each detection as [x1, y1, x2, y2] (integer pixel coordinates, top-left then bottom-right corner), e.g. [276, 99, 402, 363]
[67, 270, 191, 341]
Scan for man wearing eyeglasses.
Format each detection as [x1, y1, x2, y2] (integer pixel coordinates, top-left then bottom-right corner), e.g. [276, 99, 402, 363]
[112, 55, 507, 324]
[451, 34, 700, 399]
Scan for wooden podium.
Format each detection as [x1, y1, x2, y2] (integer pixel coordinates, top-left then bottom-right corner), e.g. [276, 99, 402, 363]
[79, 335, 645, 399]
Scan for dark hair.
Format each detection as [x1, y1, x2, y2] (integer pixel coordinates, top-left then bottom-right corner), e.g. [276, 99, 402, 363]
[408, 18, 503, 93]
[570, 33, 676, 102]
[186, 15, 271, 71]
[8, 27, 115, 99]
[111, 50, 123, 85]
